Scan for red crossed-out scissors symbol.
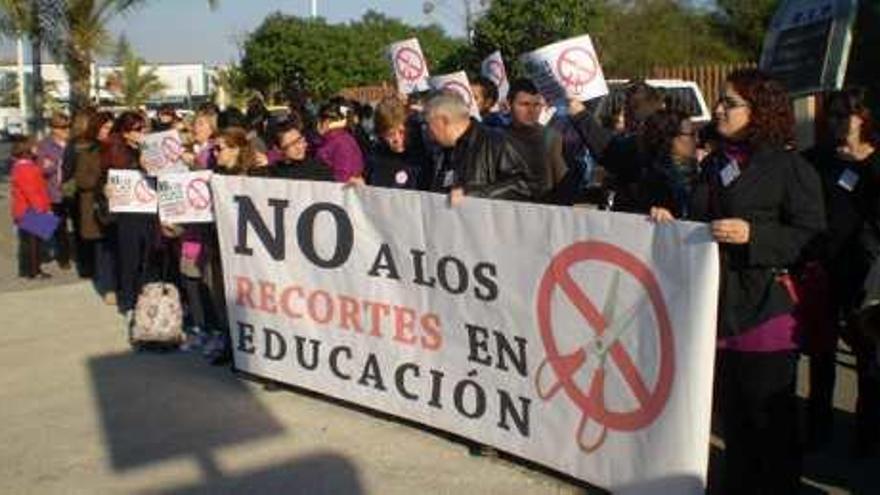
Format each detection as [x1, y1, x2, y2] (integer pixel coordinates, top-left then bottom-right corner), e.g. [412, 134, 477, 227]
[535, 241, 675, 454]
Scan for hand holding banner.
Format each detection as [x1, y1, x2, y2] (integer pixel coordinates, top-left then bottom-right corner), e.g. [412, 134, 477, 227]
[388, 38, 431, 95]
[108, 169, 157, 214]
[520, 35, 609, 103]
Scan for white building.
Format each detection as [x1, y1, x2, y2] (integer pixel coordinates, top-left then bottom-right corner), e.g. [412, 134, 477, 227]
[0, 62, 219, 106]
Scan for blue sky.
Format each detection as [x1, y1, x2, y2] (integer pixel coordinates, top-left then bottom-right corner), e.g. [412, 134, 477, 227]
[0, 1, 466, 64]
[105, 0, 465, 64]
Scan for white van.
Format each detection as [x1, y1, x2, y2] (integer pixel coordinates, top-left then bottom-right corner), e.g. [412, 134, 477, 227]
[594, 79, 712, 126]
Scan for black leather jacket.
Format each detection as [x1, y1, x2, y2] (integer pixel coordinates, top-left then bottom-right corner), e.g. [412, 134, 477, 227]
[428, 122, 534, 201]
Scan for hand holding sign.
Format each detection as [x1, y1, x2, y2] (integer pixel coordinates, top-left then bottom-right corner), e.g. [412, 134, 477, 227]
[521, 35, 609, 103]
[158, 171, 215, 224]
[108, 169, 158, 214]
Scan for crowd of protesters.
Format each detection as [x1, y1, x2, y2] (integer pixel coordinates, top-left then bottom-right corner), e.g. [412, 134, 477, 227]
[7, 67, 880, 494]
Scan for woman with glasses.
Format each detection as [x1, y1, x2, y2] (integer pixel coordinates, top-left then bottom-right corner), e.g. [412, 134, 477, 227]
[805, 88, 880, 456]
[270, 114, 334, 181]
[689, 69, 826, 494]
[638, 109, 699, 220]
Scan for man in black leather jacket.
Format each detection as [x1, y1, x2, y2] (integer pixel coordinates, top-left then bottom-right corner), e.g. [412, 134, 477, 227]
[422, 92, 534, 203]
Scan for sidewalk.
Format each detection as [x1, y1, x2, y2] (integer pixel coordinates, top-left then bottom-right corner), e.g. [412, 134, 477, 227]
[0, 282, 583, 495]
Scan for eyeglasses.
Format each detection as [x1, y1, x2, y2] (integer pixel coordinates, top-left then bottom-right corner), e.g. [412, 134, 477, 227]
[281, 135, 306, 150]
[717, 96, 750, 110]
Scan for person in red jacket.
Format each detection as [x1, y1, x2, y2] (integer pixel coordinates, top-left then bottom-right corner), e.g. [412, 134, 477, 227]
[9, 135, 52, 278]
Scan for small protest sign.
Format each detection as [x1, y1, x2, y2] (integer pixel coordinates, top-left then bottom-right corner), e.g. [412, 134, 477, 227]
[430, 71, 481, 119]
[481, 51, 510, 103]
[158, 171, 214, 224]
[388, 38, 431, 95]
[141, 130, 188, 176]
[108, 169, 158, 214]
[520, 35, 609, 103]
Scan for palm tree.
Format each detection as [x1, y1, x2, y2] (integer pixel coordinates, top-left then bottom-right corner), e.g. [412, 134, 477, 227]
[0, 0, 63, 132]
[1, 1, 218, 113]
[211, 65, 254, 109]
[109, 50, 166, 108]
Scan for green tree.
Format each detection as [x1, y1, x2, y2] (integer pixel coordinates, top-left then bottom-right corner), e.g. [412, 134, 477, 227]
[212, 65, 255, 109]
[472, 0, 610, 74]
[471, 0, 745, 78]
[240, 10, 465, 99]
[712, 0, 779, 58]
[109, 49, 167, 108]
[600, 0, 743, 75]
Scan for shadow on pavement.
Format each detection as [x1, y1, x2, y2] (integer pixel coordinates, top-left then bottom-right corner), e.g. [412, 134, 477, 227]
[707, 400, 879, 494]
[153, 453, 363, 495]
[87, 352, 364, 494]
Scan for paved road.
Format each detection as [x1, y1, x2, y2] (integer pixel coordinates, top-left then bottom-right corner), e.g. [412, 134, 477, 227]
[0, 140, 876, 494]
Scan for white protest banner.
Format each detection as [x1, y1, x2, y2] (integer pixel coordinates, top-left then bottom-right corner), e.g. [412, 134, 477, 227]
[521, 35, 609, 103]
[430, 71, 481, 119]
[388, 38, 431, 95]
[481, 50, 510, 103]
[107, 169, 157, 214]
[141, 129, 187, 176]
[213, 177, 720, 494]
[158, 171, 214, 224]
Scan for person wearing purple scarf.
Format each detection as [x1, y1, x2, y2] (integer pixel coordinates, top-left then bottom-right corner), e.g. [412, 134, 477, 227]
[314, 99, 365, 182]
[686, 70, 826, 494]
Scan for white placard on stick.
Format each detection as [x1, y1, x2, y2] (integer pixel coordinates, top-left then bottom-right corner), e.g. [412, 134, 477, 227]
[388, 38, 431, 95]
[481, 51, 510, 103]
[520, 35, 609, 103]
[430, 71, 481, 119]
[158, 170, 214, 224]
[141, 130, 187, 176]
[107, 169, 158, 214]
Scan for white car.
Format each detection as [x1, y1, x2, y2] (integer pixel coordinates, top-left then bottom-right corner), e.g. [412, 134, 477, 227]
[595, 79, 712, 126]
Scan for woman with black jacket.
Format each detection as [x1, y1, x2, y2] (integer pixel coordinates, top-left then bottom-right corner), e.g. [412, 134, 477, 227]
[635, 109, 699, 220]
[687, 70, 825, 494]
[805, 88, 880, 455]
[103, 112, 160, 318]
[365, 97, 419, 189]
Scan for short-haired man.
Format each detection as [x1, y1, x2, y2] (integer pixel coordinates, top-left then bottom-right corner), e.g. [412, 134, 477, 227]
[504, 78, 569, 202]
[423, 92, 532, 204]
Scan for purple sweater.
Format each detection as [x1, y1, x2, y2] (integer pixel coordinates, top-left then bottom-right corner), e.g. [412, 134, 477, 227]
[36, 137, 65, 204]
[315, 129, 364, 182]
